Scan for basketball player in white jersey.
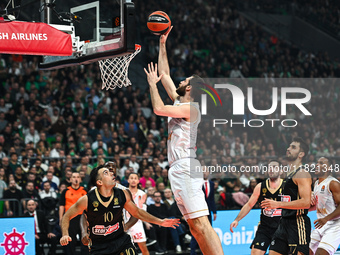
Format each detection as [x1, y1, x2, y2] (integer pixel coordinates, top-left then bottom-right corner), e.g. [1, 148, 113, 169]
[144, 27, 223, 255]
[126, 173, 150, 255]
[309, 157, 340, 255]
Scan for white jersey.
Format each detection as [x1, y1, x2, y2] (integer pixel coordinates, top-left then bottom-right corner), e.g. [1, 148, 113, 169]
[167, 99, 200, 166]
[314, 175, 340, 220]
[125, 189, 146, 220]
[132, 189, 146, 210]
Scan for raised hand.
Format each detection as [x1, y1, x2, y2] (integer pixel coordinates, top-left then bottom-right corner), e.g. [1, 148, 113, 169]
[160, 26, 173, 44]
[144, 62, 163, 86]
[160, 218, 181, 229]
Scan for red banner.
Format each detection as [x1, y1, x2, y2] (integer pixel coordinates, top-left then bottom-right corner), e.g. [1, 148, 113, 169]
[0, 21, 73, 56]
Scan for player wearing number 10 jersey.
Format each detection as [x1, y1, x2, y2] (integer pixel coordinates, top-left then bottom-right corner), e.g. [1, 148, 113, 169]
[60, 165, 180, 255]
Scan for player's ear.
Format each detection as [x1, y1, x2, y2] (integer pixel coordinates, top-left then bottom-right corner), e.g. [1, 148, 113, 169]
[298, 151, 305, 159]
[96, 179, 102, 186]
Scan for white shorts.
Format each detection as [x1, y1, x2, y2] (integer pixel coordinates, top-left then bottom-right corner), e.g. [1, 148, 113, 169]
[309, 220, 340, 255]
[128, 220, 146, 243]
[168, 158, 209, 220]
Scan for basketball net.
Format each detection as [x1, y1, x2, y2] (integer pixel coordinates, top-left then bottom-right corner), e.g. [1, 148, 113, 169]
[98, 44, 141, 90]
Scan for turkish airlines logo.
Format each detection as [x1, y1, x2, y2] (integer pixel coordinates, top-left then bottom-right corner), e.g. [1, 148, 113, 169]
[92, 223, 119, 236]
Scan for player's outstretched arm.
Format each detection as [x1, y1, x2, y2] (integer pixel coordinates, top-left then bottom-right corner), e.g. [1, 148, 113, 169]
[314, 180, 340, 228]
[123, 190, 180, 229]
[230, 183, 261, 233]
[158, 26, 178, 101]
[145, 62, 195, 119]
[60, 195, 88, 246]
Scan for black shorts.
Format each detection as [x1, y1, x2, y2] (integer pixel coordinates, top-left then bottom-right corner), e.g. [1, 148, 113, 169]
[250, 225, 277, 251]
[90, 233, 136, 255]
[269, 215, 311, 255]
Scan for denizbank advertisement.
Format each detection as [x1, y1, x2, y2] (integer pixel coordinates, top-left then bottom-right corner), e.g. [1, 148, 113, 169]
[213, 210, 320, 254]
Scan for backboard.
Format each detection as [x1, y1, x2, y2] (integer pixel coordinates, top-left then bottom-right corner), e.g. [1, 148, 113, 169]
[15, 0, 137, 69]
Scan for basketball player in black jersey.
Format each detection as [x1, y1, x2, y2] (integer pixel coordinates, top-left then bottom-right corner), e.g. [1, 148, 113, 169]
[60, 165, 180, 255]
[261, 137, 312, 255]
[230, 160, 284, 255]
[80, 161, 138, 246]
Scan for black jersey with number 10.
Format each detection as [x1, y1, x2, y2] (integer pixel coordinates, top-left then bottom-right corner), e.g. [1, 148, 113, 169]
[86, 187, 126, 244]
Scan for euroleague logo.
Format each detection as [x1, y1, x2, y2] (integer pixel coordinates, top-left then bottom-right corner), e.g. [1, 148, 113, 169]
[199, 82, 312, 128]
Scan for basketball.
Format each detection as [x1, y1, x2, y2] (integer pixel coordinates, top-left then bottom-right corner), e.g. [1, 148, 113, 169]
[147, 11, 171, 36]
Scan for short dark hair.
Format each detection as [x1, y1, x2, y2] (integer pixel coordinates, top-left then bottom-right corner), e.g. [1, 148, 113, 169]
[26, 181, 34, 187]
[90, 164, 105, 187]
[292, 137, 309, 160]
[269, 159, 281, 165]
[188, 74, 204, 86]
[320, 156, 331, 165]
[128, 172, 139, 179]
[153, 191, 161, 197]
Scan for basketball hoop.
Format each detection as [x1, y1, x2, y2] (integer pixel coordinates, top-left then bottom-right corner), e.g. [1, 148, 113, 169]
[98, 44, 141, 90]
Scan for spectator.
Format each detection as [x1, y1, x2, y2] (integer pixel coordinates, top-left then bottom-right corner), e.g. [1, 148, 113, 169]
[145, 187, 156, 206]
[244, 179, 258, 196]
[41, 172, 58, 191]
[147, 191, 169, 253]
[9, 152, 20, 176]
[42, 166, 60, 187]
[24, 199, 57, 255]
[0, 167, 7, 183]
[60, 168, 72, 186]
[76, 156, 93, 175]
[129, 154, 140, 173]
[158, 154, 168, 169]
[156, 169, 171, 189]
[14, 166, 26, 189]
[163, 188, 175, 209]
[24, 126, 40, 146]
[49, 142, 61, 158]
[3, 179, 24, 216]
[33, 158, 48, 178]
[79, 168, 90, 190]
[140, 168, 156, 189]
[39, 181, 57, 200]
[1, 156, 11, 178]
[0, 169, 7, 214]
[20, 156, 30, 173]
[22, 181, 40, 207]
[119, 158, 131, 178]
[27, 171, 42, 191]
